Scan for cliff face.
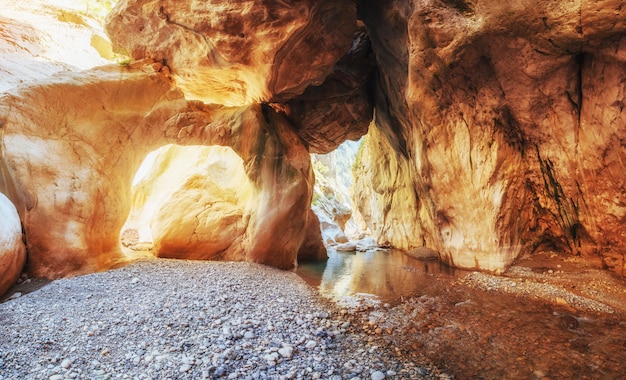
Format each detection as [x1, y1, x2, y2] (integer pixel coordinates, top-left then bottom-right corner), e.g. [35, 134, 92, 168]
[355, 0, 626, 274]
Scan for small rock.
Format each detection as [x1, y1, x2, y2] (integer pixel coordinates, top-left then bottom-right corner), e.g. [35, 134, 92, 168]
[214, 367, 226, 377]
[244, 331, 254, 339]
[61, 359, 72, 369]
[130, 277, 140, 284]
[8, 292, 22, 300]
[278, 346, 294, 359]
[371, 371, 385, 380]
[305, 340, 317, 349]
[49, 376, 63, 380]
[264, 352, 279, 366]
[180, 363, 192, 372]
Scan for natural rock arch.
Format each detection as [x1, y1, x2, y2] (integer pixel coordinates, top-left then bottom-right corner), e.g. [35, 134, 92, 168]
[0, 64, 321, 278]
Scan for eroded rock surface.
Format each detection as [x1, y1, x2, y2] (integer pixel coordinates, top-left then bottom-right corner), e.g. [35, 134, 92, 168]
[355, 0, 626, 274]
[106, 0, 357, 105]
[0, 63, 318, 276]
[0, 193, 25, 296]
[282, 29, 374, 154]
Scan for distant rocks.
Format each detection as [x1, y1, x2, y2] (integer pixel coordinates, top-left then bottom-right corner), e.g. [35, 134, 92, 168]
[336, 242, 358, 252]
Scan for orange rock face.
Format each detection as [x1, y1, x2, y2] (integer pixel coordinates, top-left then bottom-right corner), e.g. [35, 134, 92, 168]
[106, 0, 357, 105]
[5, 0, 625, 279]
[356, 0, 626, 274]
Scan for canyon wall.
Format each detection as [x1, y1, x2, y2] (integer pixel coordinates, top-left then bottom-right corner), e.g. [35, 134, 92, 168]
[2, 0, 626, 288]
[355, 0, 626, 275]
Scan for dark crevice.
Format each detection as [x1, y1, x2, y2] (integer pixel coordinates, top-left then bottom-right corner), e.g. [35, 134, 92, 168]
[574, 53, 585, 129]
[535, 145, 587, 253]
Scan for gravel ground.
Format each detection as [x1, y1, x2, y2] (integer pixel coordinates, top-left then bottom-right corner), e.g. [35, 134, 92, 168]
[0, 259, 440, 380]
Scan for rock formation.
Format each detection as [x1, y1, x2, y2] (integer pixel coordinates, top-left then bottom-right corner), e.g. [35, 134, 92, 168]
[354, 0, 626, 275]
[0, 0, 372, 282]
[105, 0, 357, 106]
[2, 0, 626, 285]
[0, 64, 323, 276]
[0, 193, 26, 296]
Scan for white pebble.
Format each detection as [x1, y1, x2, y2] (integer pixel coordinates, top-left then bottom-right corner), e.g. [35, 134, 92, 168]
[278, 345, 294, 359]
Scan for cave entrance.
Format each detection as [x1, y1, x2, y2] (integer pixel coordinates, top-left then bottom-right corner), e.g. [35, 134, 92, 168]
[120, 144, 253, 260]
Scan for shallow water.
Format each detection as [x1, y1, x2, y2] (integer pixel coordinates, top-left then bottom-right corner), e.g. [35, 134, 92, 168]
[298, 249, 626, 379]
[297, 248, 463, 303]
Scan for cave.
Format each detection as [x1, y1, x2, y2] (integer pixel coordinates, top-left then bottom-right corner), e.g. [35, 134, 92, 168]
[120, 144, 254, 260]
[1, 0, 626, 379]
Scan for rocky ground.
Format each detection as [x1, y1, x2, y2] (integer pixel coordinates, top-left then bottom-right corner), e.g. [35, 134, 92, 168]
[0, 259, 442, 380]
[2, 253, 626, 380]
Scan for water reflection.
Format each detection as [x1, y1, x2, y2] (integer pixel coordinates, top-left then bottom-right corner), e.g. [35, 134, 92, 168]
[297, 248, 462, 303]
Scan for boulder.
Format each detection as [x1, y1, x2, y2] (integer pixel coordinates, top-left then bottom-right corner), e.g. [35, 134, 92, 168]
[0, 193, 26, 296]
[128, 145, 253, 260]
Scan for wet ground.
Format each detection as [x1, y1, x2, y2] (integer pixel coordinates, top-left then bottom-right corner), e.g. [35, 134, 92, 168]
[298, 249, 626, 379]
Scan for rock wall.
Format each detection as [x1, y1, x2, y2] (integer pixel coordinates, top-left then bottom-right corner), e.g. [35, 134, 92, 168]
[4, 0, 625, 281]
[0, 0, 113, 93]
[0, 63, 323, 277]
[0, 0, 371, 281]
[355, 0, 626, 275]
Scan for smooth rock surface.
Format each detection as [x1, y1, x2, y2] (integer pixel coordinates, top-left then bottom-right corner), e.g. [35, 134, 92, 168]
[0, 193, 26, 296]
[354, 0, 626, 275]
[0, 0, 113, 92]
[126, 144, 253, 260]
[0, 64, 316, 277]
[106, 0, 357, 105]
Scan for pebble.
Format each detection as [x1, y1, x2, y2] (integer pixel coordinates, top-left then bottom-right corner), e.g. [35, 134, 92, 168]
[371, 371, 386, 380]
[0, 260, 436, 379]
[278, 346, 295, 359]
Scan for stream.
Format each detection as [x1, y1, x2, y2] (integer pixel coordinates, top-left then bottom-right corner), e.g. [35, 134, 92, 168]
[297, 248, 463, 304]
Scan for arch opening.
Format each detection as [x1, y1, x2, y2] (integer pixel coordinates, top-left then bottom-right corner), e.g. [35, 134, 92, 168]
[120, 144, 253, 261]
